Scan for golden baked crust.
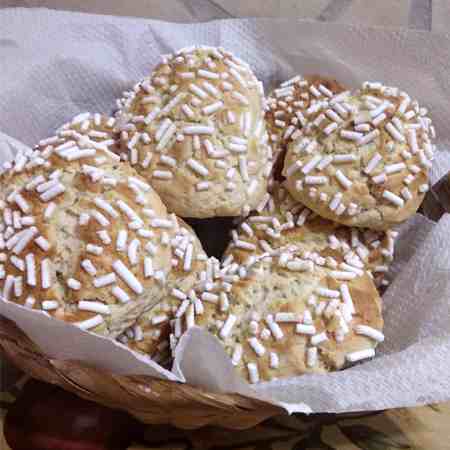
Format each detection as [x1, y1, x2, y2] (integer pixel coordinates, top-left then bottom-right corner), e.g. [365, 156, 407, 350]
[266, 75, 346, 181]
[144, 182, 386, 383]
[115, 45, 271, 218]
[0, 114, 176, 337]
[194, 245, 383, 383]
[283, 82, 435, 230]
[224, 183, 394, 289]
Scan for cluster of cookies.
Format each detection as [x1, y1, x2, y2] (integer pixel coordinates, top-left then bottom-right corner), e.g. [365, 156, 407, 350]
[0, 46, 434, 382]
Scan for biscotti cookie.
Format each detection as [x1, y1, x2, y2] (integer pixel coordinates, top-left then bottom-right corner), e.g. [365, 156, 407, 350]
[283, 82, 435, 229]
[116, 45, 271, 218]
[194, 245, 384, 383]
[0, 114, 174, 337]
[224, 183, 395, 288]
[266, 75, 346, 180]
[117, 217, 207, 364]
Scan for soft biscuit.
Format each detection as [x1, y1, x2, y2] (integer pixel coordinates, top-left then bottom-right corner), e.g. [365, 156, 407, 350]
[149, 191, 386, 382]
[117, 217, 207, 365]
[0, 114, 175, 337]
[266, 75, 346, 181]
[115, 45, 271, 218]
[224, 183, 395, 289]
[122, 253, 225, 358]
[193, 244, 384, 383]
[283, 82, 435, 230]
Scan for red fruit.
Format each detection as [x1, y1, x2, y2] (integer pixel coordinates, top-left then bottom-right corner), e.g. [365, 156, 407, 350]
[4, 379, 142, 450]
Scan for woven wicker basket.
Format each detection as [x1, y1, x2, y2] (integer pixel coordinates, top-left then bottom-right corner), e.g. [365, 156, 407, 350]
[0, 317, 285, 429]
[1, 174, 448, 431]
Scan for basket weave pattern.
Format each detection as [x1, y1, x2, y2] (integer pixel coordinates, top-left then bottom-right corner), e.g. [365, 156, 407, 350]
[0, 317, 284, 429]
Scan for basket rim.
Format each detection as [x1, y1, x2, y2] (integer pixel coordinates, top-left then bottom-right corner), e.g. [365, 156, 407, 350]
[0, 316, 285, 429]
